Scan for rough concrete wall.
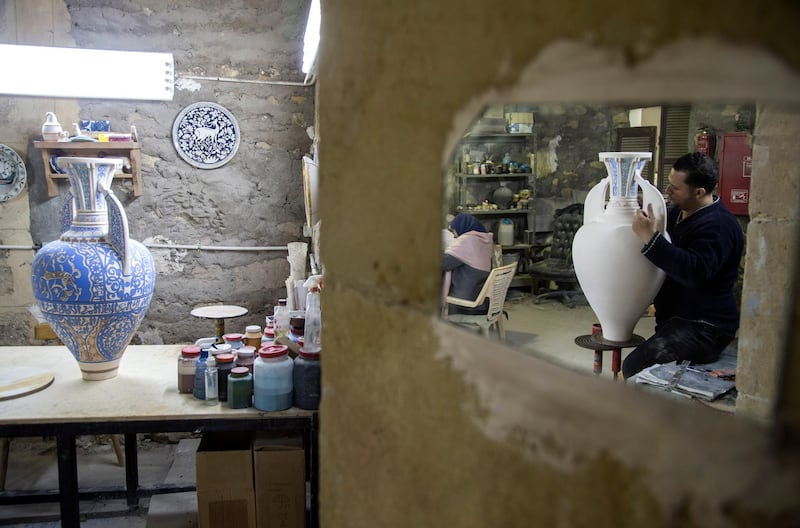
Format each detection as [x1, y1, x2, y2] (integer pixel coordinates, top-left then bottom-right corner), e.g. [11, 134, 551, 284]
[0, 0, 314, 344]
[319, 2, 800, 527]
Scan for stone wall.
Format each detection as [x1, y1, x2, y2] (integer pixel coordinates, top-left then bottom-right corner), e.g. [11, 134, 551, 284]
[0, 0, 314, 345]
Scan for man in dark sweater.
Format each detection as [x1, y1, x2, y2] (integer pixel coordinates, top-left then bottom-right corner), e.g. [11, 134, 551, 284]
[622, 152, 745, 380]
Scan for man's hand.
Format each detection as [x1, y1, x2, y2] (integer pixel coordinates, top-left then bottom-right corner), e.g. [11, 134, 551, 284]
[632, 203, 660, 243]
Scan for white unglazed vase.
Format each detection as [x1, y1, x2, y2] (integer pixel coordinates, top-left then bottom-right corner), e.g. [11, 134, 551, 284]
[572, 152, 670, 342]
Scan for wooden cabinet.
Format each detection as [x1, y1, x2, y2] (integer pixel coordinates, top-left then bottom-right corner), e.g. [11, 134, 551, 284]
[33, 140, 143, 197]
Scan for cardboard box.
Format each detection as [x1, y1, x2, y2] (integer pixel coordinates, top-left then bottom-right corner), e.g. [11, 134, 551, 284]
[253, 432, 306, 528]
[196, 432, 256, 528]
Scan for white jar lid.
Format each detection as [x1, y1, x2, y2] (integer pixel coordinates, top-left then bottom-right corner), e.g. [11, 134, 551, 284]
[245, 325, 262, 333]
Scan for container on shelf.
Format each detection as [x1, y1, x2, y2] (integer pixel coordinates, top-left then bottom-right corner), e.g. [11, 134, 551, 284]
[177, 345, 200, 394]
[253, 344, 293, 411]
[215, 353, 236, 402]
[223, 333, 244, 350]
[235, 345, 256, 374]
[244, 325, 262, 349]
[293, 349, 321, 410]
[227, 367, 253, 409]
[498, 218, 514, 246]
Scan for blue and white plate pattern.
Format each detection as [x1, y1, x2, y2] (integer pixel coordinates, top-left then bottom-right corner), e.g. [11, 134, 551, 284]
[172, 102, 240, 169]
[0, 144, 27, 202]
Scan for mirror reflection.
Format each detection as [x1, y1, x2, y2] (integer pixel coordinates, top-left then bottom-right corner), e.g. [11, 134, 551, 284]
[442, 102, 754, 407]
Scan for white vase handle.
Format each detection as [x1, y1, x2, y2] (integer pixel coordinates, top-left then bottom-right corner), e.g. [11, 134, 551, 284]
[582, 177, 610, 224]
[98, 181, 132, 275]
[635, 174, 670, 238]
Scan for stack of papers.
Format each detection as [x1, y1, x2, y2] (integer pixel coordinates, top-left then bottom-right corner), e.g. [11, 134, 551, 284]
[635, 361, 736, 401]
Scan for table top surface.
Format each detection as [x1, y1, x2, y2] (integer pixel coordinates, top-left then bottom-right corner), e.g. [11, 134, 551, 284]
[190, 304, 249, 319]
[0, 345, 312, 426]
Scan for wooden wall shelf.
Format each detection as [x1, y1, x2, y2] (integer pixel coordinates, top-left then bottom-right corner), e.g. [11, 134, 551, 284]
[33, 140, 143, 197]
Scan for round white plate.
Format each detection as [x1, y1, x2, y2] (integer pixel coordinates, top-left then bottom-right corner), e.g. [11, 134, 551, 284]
[172, 102, 240, 169]
[0, 144, 27, 203]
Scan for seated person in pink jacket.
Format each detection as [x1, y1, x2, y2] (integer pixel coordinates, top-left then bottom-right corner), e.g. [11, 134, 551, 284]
[442, 213, 494, 315]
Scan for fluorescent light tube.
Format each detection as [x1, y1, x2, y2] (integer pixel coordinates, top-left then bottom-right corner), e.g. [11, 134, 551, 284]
[0, 44, 174, 101]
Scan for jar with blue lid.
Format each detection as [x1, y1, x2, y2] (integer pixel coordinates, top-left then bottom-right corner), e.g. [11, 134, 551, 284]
[253, 344, 293, 411]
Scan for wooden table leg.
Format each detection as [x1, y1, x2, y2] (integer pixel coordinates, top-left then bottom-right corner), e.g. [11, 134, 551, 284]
[124, 433, 139, 509]
[56, 433, 80, 527]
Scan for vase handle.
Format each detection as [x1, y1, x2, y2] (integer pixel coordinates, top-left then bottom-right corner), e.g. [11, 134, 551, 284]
[635, 174, 669, 238]
[582, 177, 610, 224]
[98, 181, 132, 275]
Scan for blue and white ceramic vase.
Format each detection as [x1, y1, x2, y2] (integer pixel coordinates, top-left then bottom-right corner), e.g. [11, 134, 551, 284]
[572, 152, 670, 342]
[31, 157, 156, 380]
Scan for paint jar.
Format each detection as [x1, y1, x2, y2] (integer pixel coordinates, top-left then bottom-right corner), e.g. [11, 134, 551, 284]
[253, 344, 293, 411]
[223, 333, 244, 350]
[227, 367, 253, 409]
[244, 325, 262, 349]
[261, 326, 275, 345]
[293, 348, 321, 410]
[177, 345, 200, 394]
[235, 345, 256, 374]
[215, 353, 236, 402]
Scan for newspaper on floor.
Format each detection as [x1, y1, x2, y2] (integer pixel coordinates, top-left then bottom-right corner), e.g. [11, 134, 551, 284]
[634, 361, 736, 401]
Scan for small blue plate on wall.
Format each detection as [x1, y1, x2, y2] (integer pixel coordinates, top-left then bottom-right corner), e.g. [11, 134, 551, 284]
[0, 144, 27, 203]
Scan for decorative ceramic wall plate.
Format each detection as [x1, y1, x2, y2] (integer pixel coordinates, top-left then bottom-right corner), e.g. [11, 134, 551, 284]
[172, 102, 240, 169]
[0, 144, 27, 203]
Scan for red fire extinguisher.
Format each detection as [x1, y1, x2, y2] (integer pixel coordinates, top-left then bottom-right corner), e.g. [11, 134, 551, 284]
[695, 126, 716, 158]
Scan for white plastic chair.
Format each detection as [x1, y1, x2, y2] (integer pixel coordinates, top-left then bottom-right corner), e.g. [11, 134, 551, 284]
[441, 262, 517, 341]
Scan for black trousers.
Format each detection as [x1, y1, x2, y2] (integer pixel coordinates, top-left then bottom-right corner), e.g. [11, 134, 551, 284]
[622, 317, 734, 380]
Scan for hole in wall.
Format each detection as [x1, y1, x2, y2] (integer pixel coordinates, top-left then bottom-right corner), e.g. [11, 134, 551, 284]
[437, 37, 800, 420]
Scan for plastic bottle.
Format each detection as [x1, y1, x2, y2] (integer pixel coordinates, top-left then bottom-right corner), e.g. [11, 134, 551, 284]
[178, 345, 200, 394]
[273, 299, 290, 340]
[498, 218, 514, 246]
[293, 349, 321, 410]
[302, 276, 323, 353]
[253, 344, 293, 411]
[215, 353, 235, 402]
[193, 349, 210, 400]
[204, 355, 219, 405]
[502, 152, 512, 172]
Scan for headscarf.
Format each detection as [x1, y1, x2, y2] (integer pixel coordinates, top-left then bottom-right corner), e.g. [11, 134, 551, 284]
[450, 213, 486, 236]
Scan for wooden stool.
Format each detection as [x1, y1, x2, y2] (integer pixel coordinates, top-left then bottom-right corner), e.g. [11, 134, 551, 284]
[574, 326, 645, 381]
